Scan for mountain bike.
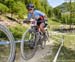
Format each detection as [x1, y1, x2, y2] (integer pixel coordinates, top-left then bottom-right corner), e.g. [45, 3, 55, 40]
[0, 24, 15, 62]
[21, 18, 50, 60]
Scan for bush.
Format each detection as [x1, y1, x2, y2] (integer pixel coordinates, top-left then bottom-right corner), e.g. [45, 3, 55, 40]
[9, 24, 27, 40]
[0, 3, 9, 14]
[61, 13, 75, 25]
[12, 1, 27, 19]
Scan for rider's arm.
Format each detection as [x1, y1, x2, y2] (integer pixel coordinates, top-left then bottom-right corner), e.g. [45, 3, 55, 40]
[27, 13, 32, 21]
[23, 14, 32, 24]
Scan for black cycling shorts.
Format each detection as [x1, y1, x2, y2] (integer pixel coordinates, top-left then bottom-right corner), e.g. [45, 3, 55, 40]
[37, 20, 48, 27]
[37, 20, 44, 26]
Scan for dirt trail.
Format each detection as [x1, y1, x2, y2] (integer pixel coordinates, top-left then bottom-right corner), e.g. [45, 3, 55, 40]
[16, 40, 54, 62]
[15, 31, 64, 62]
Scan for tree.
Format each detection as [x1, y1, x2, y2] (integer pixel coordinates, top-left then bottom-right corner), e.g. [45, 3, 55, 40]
[5, 0, 15, 17]
[53, 8, 61, 19]
[0, 0, 52, 18]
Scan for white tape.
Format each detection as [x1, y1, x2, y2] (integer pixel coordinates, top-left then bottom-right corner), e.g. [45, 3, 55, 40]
[53, 35, 64, 62]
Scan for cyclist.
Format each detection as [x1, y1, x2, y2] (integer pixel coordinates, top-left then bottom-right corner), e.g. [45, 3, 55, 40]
[24, 3, 48, 33]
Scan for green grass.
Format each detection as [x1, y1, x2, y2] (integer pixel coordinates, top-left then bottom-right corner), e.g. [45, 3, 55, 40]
[0, 16, 75, 62]
[57, 35, 75, 62]
[45, 34, 75, 62]
[0, 45, 10, 62]
[48, 18, 62, 31]
[48, 18, 61, 25]
[46, 19, 75, 62]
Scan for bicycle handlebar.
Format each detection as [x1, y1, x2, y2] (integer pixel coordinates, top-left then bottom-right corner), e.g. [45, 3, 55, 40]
[23, 20, 30, 24]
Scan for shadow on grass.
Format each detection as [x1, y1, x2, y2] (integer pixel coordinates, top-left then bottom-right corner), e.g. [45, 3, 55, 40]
[54, 45, 75, 62]
[61, 46, 75, 59]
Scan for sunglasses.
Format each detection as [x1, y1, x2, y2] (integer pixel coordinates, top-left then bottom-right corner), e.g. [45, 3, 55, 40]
[28, 9, 33, 11]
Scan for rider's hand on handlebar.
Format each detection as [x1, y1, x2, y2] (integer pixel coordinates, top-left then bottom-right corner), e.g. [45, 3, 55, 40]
[23, 20, 30, 24]
[30, 18, 36, 22]
[23, 18, 35, 24]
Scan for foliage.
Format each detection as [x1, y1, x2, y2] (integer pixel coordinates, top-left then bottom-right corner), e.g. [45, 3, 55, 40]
[9, 24, 27, 40]
[0, 3, 9, 13]
[0, 0, 52, 18]
[53, 2, 75, 25]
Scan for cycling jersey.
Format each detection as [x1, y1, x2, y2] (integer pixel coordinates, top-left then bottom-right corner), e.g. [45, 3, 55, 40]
[27, 10, 45, 21]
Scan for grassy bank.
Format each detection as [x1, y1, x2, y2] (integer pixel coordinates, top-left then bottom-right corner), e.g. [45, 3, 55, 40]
[45, 34, 75, 62]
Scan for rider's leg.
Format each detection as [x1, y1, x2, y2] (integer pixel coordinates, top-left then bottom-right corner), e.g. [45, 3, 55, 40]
[39, 23, 45, 33]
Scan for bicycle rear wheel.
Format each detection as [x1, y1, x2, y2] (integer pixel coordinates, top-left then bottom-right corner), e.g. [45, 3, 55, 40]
[21, 29, 38, 60]
[0, 24, 15, 62]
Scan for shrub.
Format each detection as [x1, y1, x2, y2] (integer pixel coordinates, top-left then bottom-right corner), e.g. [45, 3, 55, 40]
[0, 3, 9, 14]
[9, 24, 27, 40]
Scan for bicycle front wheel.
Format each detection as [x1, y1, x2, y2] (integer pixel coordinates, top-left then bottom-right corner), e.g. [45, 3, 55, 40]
[0, 24, 15, 62]
[21, 29, 38, 60]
